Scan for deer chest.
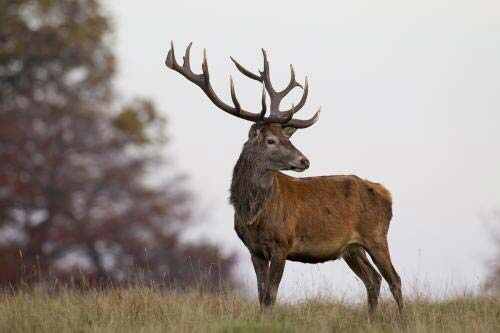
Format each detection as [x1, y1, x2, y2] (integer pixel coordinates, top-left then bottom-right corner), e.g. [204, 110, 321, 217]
[234, 216, 291, 260]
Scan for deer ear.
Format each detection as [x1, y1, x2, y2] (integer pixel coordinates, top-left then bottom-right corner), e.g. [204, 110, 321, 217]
[282, 126, 297, 138]
[248, 124, 261, 139]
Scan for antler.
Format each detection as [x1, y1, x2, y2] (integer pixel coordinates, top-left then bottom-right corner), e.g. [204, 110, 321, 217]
[166, 42, 267, 122]
[230, 49, 320, 128]
[166, 42, 320, 128]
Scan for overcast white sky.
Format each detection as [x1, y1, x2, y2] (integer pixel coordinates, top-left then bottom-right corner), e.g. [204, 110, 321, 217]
[104, 0, 500, 300]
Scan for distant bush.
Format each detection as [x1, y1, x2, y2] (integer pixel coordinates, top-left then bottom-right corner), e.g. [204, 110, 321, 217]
[484, 209, 500, 294]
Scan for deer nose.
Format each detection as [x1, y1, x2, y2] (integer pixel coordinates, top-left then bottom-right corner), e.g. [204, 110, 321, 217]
[299, 157, 310, 169]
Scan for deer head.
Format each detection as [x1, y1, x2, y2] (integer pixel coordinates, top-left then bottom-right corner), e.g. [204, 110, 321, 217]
[165, 42, 320, 172]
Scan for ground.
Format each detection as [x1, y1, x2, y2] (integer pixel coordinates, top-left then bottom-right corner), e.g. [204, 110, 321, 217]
[0, 287, 498, 332]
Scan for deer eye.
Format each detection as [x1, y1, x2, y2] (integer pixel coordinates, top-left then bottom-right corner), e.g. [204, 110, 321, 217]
[266, 139, 276, 145]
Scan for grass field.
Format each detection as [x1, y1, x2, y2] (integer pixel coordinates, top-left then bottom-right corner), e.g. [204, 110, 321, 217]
[0, 287, 498, 332]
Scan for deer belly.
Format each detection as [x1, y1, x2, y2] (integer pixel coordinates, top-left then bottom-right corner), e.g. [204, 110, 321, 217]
[287, 240, 349, 263]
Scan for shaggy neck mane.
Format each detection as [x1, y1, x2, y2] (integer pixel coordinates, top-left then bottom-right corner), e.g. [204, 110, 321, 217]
[230, 144, 275, 224]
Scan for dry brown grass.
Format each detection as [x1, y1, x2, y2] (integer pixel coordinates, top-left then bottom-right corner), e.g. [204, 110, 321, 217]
[0, 286, 498, 332]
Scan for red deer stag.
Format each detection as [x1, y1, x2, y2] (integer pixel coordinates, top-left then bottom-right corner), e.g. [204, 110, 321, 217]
[165, 42, 403, 314]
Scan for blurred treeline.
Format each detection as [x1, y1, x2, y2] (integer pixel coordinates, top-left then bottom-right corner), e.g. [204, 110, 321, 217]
[0, 0, 237, 290]
[485, 210, 500, 294]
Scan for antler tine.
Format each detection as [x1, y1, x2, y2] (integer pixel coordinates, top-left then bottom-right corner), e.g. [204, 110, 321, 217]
[182, 42, 192, 71]
[279, 64, 303, 97]
[282, 76, 309, 115]
[165, 41, 179, 70]
[260, 85, 267, 119]
[230, 56, 262, 82]
[229, 76, 241, 111]
[260, 49, 277, 96]
[285, 107, 321, 129]
[201, 48, 209, 81]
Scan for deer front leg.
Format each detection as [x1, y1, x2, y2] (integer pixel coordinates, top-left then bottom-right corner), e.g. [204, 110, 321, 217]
[251, 254, 269, 306]
[262, 255, 286, 308]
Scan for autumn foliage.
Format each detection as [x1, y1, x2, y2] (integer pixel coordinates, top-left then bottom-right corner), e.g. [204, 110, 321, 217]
[0, 0, 237, 290]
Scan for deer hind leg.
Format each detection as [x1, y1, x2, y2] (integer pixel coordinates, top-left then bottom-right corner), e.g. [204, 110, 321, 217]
[343, 246, 382, 314]
[251, 254, 269, 306]
[366, 241, 404, 314]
